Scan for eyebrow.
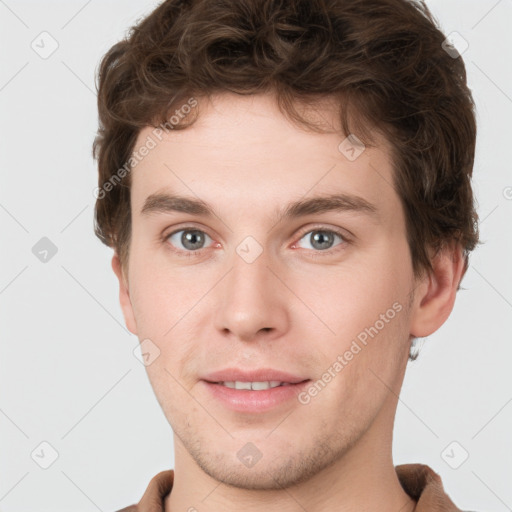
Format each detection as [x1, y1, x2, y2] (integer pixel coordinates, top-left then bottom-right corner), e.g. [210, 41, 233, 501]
[140, 191, 378, 223]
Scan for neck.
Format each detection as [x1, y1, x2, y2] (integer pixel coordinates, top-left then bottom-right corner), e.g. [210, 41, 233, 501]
[165, 410, 416, 512]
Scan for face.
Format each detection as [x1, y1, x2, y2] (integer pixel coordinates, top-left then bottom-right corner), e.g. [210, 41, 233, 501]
[117, 93, 421, 490]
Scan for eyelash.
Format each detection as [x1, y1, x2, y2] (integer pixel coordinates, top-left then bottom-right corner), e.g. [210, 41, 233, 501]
[163, 225, 350, 258]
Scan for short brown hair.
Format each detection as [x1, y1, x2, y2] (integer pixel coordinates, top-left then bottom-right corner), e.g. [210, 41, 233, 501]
[93, 0, 479, 278]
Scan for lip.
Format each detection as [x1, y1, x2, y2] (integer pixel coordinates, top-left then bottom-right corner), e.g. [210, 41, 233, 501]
[202, 368, 308, 384]
[202, 379, 311, 413]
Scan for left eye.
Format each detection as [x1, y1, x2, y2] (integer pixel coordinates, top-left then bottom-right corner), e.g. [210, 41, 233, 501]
[295, 229, 345, 251]
[166, 229, 213, 251]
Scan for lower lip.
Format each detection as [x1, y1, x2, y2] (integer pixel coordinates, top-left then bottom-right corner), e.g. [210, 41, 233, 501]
[202, 380, 311, 413]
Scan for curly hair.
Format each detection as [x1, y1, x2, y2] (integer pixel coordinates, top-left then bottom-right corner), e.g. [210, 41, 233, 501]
[93, 0, 479, 280]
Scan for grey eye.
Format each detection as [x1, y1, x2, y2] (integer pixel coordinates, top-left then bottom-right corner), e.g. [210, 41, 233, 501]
[297, 230, 343, 251]
[167, 229, 212, 251]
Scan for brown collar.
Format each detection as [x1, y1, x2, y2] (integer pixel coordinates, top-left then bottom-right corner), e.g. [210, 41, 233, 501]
[395, 463, 462, 511]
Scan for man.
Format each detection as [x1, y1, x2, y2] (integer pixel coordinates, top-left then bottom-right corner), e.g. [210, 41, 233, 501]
[93, 0, 479, 510]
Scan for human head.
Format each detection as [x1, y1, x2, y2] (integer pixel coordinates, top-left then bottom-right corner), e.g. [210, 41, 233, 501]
[91, 0, 479, 496]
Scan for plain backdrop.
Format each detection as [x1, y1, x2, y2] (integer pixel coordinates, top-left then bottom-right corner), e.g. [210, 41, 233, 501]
[0, 1, 511, 511]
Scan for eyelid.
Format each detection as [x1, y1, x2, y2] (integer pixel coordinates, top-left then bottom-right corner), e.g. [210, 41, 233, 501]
[294, 223, 352, 242]
[163, 222, 215, 241]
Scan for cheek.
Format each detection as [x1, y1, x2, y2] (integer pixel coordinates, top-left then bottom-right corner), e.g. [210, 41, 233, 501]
[306, 241, 412, 383]
[127, 254, 178, 337]
[310, 260, 408, 343]
[130, 285, 165, 336]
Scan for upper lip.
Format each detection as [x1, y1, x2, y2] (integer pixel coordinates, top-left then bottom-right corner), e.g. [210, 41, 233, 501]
[202, 368, 309, 384]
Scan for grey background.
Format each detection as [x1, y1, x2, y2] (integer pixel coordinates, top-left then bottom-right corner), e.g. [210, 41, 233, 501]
[0, 0, 511, 511]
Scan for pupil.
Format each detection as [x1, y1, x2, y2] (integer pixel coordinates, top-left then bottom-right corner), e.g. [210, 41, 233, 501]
[312, 231, 333, 250]
[183, 230, 203, 250]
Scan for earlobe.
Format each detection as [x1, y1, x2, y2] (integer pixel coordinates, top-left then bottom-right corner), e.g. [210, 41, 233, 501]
[111, 253, 138, 335]
[409, 243, 466, 338]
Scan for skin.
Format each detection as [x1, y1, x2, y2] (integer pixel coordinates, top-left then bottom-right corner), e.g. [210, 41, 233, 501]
[112, 92, 465, 512]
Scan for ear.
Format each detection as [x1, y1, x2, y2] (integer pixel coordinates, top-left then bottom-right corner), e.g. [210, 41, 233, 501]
[111, 253, 138, 335]
[409, 242, 467, 338]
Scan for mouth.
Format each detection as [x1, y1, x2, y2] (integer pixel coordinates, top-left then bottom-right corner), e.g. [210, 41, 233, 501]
[208, 380, 307, 390]
[201, 379, 311, 413]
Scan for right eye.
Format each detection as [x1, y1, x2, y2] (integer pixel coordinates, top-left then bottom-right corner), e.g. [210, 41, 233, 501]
[165, 228, 214, 254]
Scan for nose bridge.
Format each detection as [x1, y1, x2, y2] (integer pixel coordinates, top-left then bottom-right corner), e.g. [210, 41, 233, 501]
[213, 240, 288, 341]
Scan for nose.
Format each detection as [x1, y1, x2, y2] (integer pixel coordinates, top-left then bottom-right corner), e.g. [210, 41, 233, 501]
[213, 246, 290, 343]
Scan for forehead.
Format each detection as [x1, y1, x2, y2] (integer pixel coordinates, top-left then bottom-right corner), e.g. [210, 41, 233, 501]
[129, 93, 397, 221]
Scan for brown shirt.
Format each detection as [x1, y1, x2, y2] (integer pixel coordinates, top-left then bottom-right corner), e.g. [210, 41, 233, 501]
[117, 463, 469, 512]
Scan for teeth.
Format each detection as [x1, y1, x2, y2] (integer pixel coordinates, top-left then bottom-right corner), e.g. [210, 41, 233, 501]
[220, 381, 285, 390]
